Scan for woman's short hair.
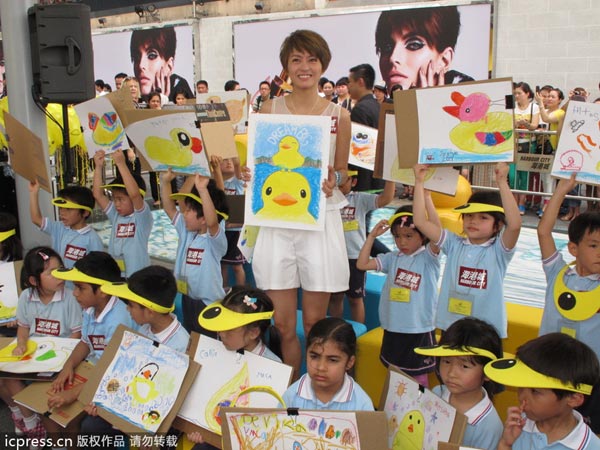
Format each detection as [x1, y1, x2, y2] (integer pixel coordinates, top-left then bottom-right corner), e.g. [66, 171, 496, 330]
[279, 30, 332, 73]
[130, 26, 177, 61]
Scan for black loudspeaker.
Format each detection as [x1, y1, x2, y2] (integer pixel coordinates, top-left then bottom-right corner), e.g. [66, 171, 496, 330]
[28, 4, 95, 104]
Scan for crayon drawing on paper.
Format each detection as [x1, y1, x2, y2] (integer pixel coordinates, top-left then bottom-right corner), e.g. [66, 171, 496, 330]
[74, 96, 128, 159]
[91, 330, 188, 433]
[177, 335, 292, 435]
[245, 114, 330, 231]
[415, 80, 514, 164]
[551, 101, 600, 185]
[383, 370, 456, 450]
[224, 410, 361, 450]
[349, 123, 377, 171]
[197, 90, 249, 134]
[0, 337, 79, 373]
[0, 262, 19, 323]
[126, 112, 210, 176]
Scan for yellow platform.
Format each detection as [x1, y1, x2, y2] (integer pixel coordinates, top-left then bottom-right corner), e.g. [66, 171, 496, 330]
[355, 302, 543, 419]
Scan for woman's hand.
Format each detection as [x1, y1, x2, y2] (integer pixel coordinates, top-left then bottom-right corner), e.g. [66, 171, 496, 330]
[240, 166, 252, 188]
[321, 166, 336, 197]
[416, 60, 445, 88]
[155, 66, 171, 99]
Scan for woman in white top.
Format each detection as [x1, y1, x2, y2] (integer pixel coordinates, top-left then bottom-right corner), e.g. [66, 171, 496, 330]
[245, 30, 351, 378]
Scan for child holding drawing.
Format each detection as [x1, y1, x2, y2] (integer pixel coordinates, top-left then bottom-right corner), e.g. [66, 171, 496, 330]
[415, 317, 504, 450]
[356, 203, 440, 387]
[412, 162, 522, 338]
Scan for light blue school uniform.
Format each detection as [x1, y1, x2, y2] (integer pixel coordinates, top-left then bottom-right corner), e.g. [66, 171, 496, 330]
[16, 287, 82, 337]
[224, 177, 245, 196]
[41, 218, 104, 268]
[104, 201, 153, 277]
[341, 192, 378, 259]
[375, 245, 440, 333]
[511, 412, 600, 450]
[435, 229, 515, 338]
[539, 252, 600, 358]
[81, 297, 138, 365]
[173, 212, 227, 304]
[139, 314, 190, 353]
[282, 373, 374, 411]
[433, 385, 503, 450]
[250, 340, 281, 363]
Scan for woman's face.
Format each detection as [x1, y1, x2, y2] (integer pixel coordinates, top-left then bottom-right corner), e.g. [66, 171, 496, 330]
[378, 28, 451, 91]
[148, 95, 161, 109]
[286, 50, 323, 91]
[133, 44, 173, 95]
[546, 91, 561, 109]
[126, 79, 140, 101]
[336, 84, 348, 97]
[513, 88, 530, 106]
[322, 82, 335, 98]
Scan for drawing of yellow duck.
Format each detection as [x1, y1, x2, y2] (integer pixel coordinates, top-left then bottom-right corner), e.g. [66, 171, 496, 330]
[88, 111, 125, 149]
[144, 128, 203, 167]
[127, 362, 159, 405]
[392, 410, 425, 450]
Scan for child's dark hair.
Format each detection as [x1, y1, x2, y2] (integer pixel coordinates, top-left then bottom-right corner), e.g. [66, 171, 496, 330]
[57, 185, 95, 219]
[0, 212, 22, 261]
[517, 333, 600, 399]
[21, 246, 63, 291]
[439, 317, 504, 398]
[127, 265, 176, 311]
[568, 212, 600, 245]
[390, 205, 427, 243]
[109, 172, 146, 195]
[222, 285, 282, 359]
[73, 251, 122, 293]
[465, 190, 506, 233]
[184, 180, 229, 223]
[306, 317, 356, 359]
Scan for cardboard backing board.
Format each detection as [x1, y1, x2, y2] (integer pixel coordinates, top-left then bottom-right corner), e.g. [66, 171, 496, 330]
[219, 407, 388, 450]
[393, 77, 514, 168]
[225, 195, 245, 224]
[200, 121, 238, 160]
[0, 260, 22, 324]
[380, 366, 467, 449]
[4, 112, 51, 192]
[374, 103, 394, 178]
[79, 325, 200, 435]
[13, 361, 94, 427]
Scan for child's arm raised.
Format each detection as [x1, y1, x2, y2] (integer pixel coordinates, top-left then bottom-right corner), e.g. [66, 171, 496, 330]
[92, 151, 110, 211]
[28, 179, 43, 228]
[537, 173, 577, 260]
[376, 180, 396, 208]
[160, 169, 178, 221]
[357, 220, 390, 271]
[413, 164, 442, 244]
[112, 150, 144, 211]
[210, 155, 225, 191]
[195, 174, 219, 236]
[496, 162, 522, 249]
[424, 190, 441, 254]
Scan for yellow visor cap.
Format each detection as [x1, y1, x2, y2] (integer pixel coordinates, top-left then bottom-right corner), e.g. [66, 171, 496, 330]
[414, 345, 498, 361]
[0, 229, 16, 242]
[52, 268, 111, 286]
[198, 302, 273, 332]
[52, 197, 93, 213]
[453, 203, 505, 214]
[484, 358, 593, 395]
[170, 192, 229, 219]
[101, 183, 146, 196]
[101, 282, 174, 314]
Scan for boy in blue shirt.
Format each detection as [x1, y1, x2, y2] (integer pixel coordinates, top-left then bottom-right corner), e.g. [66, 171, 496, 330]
[485, 333, 600, 450]
[537, 173, 600, 432]
[44, 251, 136, 434]
[161, 170, 229, 334]
[92, 149, 153, 277]
[29, 180, 103, 268]
[329, 171, 395, 323]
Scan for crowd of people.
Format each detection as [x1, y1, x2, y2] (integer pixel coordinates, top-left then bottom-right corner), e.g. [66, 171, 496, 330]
[0, 6, 600, 449]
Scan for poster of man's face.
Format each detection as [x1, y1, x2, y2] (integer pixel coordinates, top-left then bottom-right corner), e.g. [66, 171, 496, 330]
[233, 4, 491, 94]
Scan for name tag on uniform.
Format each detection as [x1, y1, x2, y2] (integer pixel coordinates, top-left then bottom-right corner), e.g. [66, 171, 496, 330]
[389, 287, 410, 302]
[343, 220, 359, 232]
[560, 327, 577, 338]
[116, 259, 126, 272]
[448, 297, 472, 316]
[177, 278, 188, 295]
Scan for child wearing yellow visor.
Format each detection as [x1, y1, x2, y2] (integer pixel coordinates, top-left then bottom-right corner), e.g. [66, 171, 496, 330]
[29, 180, 103, 268]
[485, 333, 600, 450]
[415, 317, 504, 450]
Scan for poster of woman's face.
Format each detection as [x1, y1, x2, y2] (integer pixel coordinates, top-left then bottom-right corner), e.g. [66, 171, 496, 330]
[92, 25, 194, 97]
[233, 4, 491, 94]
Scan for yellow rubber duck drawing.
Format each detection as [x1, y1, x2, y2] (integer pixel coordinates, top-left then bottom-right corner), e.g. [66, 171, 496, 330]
[0, 301, 16, 321]
[144, 128, 203, 167]
[88, 111, 125, 149]
[256, 171, 315, 224]
[127, 362, 159, 405]
[205, 362, 250, 431]
[272, 135, 304, 169]
[392, 410, 425, 450]
[443, 91, 513, 154]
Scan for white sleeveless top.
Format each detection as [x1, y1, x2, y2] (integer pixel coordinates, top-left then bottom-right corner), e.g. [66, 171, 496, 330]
[271, 97, 347, 209]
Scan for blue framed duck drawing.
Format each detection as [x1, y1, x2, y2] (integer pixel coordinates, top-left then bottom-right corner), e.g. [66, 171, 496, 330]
[245, 114, 330, 231]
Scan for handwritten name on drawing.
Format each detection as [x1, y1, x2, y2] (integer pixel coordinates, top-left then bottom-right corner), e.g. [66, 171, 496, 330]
[196, 347, 218, 360]
[256, 371, 272, 380]
[571, 105, 600, 120]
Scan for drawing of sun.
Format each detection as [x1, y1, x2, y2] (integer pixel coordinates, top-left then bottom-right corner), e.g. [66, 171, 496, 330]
[396, 380, 407, 397]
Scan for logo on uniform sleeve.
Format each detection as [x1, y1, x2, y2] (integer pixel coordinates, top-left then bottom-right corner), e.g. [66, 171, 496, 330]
[35, 318, 61, 336]
[341, 206, 356, 221]
[64, 245, 87, 261]
[394, 268, 422, 291]
[225, 188, 237, 195]
[116, 223, 136, 238]
[186, 248, 205, 265]
[458, 266, 488, 289]
[331, 116, 338, 134]
[88, 335, 106, 351]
